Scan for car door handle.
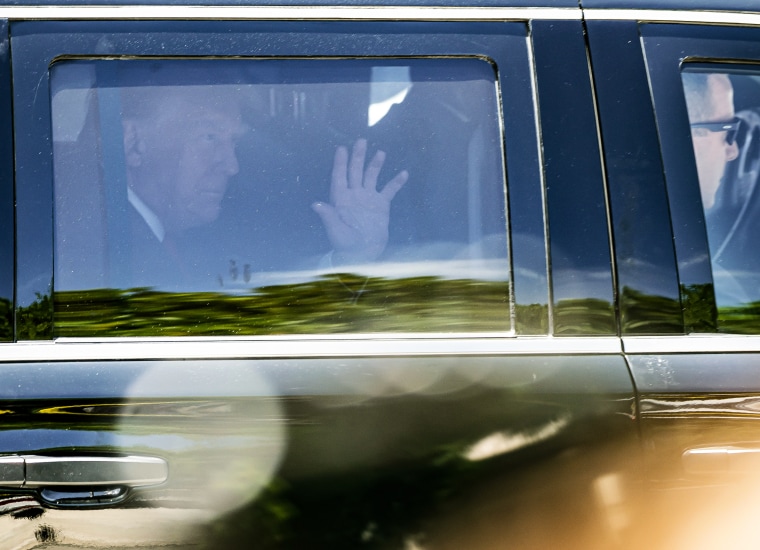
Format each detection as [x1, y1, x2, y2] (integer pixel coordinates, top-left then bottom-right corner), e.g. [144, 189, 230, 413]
[0, 455, 168, 508]
[683, 446, 760, 475]
[0, 455, 168, 488]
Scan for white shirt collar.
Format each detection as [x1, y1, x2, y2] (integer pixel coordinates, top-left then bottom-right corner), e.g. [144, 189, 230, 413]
[127, 187, 165, 243]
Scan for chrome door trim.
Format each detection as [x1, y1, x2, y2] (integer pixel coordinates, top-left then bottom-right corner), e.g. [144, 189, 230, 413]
[584, 9, 760, 26]
[2, 336, 621, 361]
[683, 446, 760, 475]
[623, 335, 760, 355]
[16, 455, 168, 488]
[0, 5, 580, 21]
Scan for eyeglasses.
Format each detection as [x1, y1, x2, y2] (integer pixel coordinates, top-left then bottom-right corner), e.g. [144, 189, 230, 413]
[690, 117, 742, 145]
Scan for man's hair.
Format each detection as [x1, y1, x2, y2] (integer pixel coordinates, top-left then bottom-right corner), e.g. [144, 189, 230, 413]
[118, 62, 248, 122]
[682, 72, 722, 123]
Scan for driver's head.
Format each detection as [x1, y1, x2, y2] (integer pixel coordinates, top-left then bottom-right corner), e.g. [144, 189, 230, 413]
[683, 72, 740, 210]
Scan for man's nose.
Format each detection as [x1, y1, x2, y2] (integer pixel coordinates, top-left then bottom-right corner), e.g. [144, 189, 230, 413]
[217, 139, 240, 175]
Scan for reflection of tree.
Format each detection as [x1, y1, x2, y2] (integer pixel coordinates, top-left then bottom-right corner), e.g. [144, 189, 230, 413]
[681, 284, 717, 333]
[515, 303, 548, 334]
[202, 448, 477, 550]
[53, 278, 629, 337]
[622, 283, 760, 334]
[554, 298, 615, 335]
[54, 275, 512, 336]
[0, 297, 11, 341]
[17, 293, 52, 340]
[718, 302, 760, 334]
[620, 287, 681, 334]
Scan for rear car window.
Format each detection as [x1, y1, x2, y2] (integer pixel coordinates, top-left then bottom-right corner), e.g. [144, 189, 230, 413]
[52, 58, 510, 336]
[682, 66, 760, 332]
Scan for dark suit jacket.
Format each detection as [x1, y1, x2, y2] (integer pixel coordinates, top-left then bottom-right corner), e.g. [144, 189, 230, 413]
[106, 204, 191, 290]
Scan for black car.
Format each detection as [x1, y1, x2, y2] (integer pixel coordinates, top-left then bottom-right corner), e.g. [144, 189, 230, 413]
[3, 0, 760, 548]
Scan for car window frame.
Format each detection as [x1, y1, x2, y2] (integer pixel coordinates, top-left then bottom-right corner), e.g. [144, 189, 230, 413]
[640, 22, 760, 334]
[10, 18, 547, 340]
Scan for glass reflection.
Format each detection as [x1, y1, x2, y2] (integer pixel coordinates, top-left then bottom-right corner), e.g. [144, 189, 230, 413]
[682, 68, 760, 331]
[51, 58, 510, 335]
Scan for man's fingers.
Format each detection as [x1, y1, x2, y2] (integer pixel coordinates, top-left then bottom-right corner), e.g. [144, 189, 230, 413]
[380, 170, 409, 202]
[363, 150, 386, 191]
[331, 146, 349, 200]
[333, 139, 407, 203]
[348, 139, 367, 188]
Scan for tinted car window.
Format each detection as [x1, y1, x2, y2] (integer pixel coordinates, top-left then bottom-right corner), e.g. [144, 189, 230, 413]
[51, 57, 510, 336]
[640, 23, 760, 332]
[682, 65, 760, 332]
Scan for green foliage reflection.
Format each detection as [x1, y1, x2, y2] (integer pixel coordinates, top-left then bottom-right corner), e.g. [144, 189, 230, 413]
[54, 274, 511, 336]
[719, 302, 760, 334]
[681, 283, 717, 333]
[554, 298, 615, 335]
[620, 287, 682, 334]
[202, 444, 480, 549]
[17, 293, 53, 340]
[514, 303, 548, 334]
[0, 297, 11, 341]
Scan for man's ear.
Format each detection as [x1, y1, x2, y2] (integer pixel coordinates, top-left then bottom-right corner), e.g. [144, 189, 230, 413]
[123, 119, 145, 167]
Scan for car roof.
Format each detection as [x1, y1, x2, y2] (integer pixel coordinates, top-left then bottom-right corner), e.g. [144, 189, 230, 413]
[0, 0, 755, 13]
[0, 0, 579, 6]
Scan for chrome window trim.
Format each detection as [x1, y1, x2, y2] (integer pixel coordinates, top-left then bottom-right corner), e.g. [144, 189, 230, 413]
[584, 9, 760, 26]
[0, 5, 580, 21]
[623, 335, 760, 354]
[1, 336, 621, 361]
[525, 33, 554, 334]
[584, 32, 618, 328]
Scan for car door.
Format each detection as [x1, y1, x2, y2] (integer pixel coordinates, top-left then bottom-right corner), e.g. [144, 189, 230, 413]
[1, 5, 637, 549]
[587, 7, 760, 547]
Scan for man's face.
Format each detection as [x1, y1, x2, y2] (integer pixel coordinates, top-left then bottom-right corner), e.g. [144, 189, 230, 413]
[689, 74, 740, 210]
[129, 89, 247, 231]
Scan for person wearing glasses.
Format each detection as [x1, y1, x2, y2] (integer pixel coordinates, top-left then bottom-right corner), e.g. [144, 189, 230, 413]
[683, 72, 741, 210]
[683, 71, 752, 306]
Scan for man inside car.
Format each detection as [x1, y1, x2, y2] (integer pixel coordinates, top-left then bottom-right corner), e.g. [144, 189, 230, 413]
[683, 72, 740, 210]
[120, 80, 408, 288]
[683, 71, 749, 305]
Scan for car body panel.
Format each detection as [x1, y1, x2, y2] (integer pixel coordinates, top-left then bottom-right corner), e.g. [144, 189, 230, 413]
[0, 352, 637, 547]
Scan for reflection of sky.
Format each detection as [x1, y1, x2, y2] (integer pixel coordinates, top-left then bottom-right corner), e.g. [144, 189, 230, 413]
[16, 273, 52, 308]
[506, 261, 675, 306]
[552, 268, 616, 302]
[513, 267, 548, 306]
[0, 429, 201, 454]
[368, 66, 412, 127]
[715, 269, 759, 307]
[616, 258, 682, 300]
